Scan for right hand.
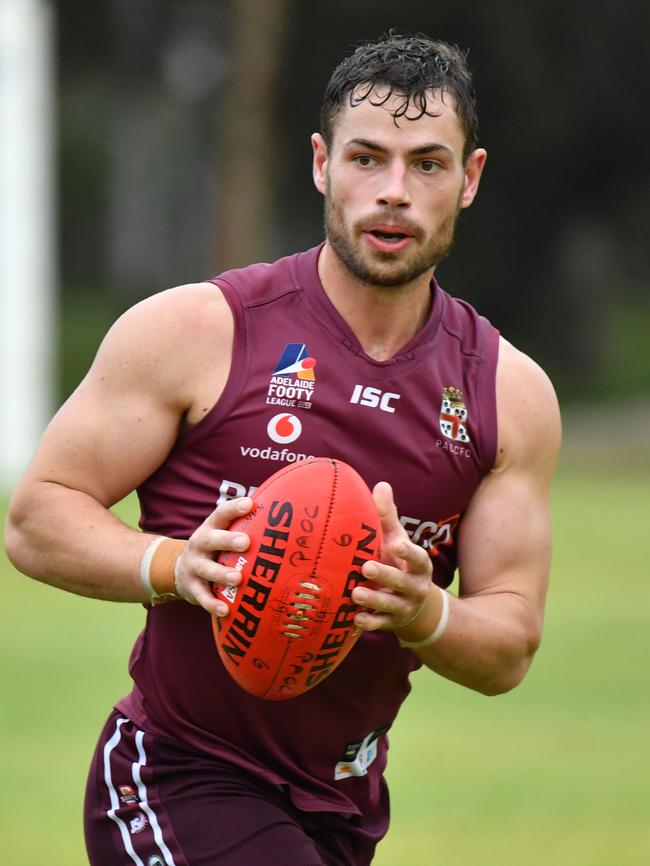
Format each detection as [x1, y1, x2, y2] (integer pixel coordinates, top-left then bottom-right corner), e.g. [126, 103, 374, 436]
[174, 497, 253, 616]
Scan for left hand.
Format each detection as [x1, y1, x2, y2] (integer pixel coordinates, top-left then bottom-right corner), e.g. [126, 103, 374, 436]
[351, 481, 433, 633]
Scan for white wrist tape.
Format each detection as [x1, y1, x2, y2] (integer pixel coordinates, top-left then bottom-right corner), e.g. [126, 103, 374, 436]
[140, 536, 168, 599]
[140, 536, 186, 604]
[399, 587, 450, 649]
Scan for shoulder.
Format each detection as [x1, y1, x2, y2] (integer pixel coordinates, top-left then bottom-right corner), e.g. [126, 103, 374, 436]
[113, 281, 232, 342]
[85, 281, 234, 412]
[214, 248, 312, 307]
[494, 337, 561, 474]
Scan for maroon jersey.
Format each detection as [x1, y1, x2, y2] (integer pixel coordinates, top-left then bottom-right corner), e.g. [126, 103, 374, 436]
[117, 243, 499, 822]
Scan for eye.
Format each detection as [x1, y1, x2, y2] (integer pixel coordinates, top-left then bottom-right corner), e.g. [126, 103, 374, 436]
[419, 159, 441, 174]
[353, 155, 377, 168]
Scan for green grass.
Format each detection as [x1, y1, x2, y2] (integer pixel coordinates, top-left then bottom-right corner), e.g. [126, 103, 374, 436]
[2, 465, 649, 865]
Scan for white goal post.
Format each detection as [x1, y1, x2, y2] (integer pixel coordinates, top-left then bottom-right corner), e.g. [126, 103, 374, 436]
[0, 0, 56, 489]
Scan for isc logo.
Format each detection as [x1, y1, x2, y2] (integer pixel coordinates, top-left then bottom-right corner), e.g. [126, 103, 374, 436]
[350, 384, 400, 414]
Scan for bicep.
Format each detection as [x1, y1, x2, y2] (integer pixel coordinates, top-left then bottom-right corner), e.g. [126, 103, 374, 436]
[457, 466, 552, 619]
[26, 377, 181, 507]
[19, 307, 188, 507]
[456, 340, 561, 622]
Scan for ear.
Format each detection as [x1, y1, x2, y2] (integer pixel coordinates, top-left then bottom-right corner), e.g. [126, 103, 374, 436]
[460, 148, 487, 209]
[311, 133, 328, 196]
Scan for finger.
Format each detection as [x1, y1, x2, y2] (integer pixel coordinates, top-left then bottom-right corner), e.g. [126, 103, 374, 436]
[360, 560, 405, 593]
[352, 579, 428, 634]
[372, 482, 410, 555]
[360, 556, 426, 595]
[353, 609, 388, 632]
[388, 538, 432, 576]
[196, 527, 250, 555]
[204, 496, 254, 529]
[372, 481, 400, 529]
[180, 574, 230, 618]
[353, 581, 398, 611]
[187, 555, 242, 587]
[354, 559, 430, 614]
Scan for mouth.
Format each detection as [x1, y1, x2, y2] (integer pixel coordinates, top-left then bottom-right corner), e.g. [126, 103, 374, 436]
[363, 223, 415, 253]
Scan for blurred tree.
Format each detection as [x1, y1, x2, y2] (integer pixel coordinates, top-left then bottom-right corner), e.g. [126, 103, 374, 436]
[216, 0, 290, 270]
[274, 0, 650, 394]
[55, 0, 650, 401]
[107, 0, 226, 293]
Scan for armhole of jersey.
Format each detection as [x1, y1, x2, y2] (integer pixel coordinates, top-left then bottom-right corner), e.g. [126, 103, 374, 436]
[476, 324, 500, 474]
[171, 278, 249, 445]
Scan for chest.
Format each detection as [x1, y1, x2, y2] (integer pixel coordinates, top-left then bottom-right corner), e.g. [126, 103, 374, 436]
[139, 288, 497, 587]
[215, 316, 489, 577]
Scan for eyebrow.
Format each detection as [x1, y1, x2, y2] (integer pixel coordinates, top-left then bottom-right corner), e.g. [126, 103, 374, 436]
[344, 137, 454, 157]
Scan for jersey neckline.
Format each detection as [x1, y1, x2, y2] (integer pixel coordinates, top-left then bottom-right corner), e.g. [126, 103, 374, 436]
[292, 243, 445, 369]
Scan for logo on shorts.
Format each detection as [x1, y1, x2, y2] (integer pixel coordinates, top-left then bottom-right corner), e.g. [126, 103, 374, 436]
[267, 413, 302, 444]
[267, 343, 316, 410]
[118, 784, 138, 806]
[147, 857, 165, 866]
[335, 725, 390, 780]
[439, 386, 470, 444]
[129, 813, 148, 834]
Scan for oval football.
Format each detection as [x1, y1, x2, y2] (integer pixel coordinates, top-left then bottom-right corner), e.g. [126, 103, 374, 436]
[212, 457, 382, 700]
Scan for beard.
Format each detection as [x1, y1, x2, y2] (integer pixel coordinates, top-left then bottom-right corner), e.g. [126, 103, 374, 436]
[323, 185, 462, 289]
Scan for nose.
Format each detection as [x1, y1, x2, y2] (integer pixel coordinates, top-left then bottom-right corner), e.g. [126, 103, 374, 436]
[377, 162, 411, 208]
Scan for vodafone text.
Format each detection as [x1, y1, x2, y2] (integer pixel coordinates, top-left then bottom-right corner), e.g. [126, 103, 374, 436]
[240, 445, 313, 463]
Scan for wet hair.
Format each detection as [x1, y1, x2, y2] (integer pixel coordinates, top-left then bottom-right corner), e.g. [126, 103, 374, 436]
[320, 32, 479, 159]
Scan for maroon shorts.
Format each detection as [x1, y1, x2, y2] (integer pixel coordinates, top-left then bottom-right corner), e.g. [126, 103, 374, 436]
[84, 710, 382, 866]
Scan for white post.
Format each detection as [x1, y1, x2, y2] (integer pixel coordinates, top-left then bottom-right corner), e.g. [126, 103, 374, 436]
[0, 0, 56, 489]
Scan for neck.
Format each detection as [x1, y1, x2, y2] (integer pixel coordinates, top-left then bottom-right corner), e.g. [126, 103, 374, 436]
[317, 242, 435, 361]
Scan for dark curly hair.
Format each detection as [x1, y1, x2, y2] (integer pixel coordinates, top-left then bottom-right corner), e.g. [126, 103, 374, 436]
[321, 32, 479, 160]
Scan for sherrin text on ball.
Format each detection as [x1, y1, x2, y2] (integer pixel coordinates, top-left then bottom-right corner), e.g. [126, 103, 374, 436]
[212, 457, 382, 700]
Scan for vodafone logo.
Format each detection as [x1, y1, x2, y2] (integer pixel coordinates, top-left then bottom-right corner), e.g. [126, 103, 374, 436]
[267, 413, 302, 444]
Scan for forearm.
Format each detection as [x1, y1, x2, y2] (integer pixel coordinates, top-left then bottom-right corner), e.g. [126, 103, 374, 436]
[4, 480, 156, 602]
[398, 585, 542, 696]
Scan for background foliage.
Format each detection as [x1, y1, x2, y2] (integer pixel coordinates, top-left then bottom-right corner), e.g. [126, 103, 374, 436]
[2, 1, 649, 864]
[56, 0, 650, 404]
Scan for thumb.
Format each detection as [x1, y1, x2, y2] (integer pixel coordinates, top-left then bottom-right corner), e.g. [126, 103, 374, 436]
[372, 481, 407, 539]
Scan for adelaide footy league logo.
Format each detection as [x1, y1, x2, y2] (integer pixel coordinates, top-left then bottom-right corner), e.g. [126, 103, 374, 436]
[439, 386, 470, 443]
[266, 343, 316, 410]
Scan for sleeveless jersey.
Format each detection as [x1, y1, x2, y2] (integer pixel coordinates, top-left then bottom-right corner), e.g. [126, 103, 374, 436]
[117, 243, 499, 821]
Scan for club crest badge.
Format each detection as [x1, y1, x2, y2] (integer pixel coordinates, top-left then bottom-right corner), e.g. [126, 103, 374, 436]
[439, 386, 470, 443]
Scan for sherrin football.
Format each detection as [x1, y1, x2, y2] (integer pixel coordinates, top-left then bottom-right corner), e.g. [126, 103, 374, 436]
[212, 457, 382, 700]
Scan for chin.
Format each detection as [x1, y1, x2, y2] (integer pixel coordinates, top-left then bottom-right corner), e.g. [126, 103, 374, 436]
[363, 268, 420, 288]
[355, 254, 434, 288]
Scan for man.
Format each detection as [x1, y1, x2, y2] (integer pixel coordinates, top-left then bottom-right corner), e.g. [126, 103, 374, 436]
[5, 32, 560, 866]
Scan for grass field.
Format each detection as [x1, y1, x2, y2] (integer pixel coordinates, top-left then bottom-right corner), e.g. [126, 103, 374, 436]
[2, 463, 649, 865]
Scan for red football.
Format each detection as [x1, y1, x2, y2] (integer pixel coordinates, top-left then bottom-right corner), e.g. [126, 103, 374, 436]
[212, 457, 382, 700]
